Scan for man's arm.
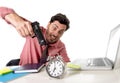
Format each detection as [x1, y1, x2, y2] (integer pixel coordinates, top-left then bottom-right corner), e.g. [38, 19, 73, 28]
[0, 7, 34, 37]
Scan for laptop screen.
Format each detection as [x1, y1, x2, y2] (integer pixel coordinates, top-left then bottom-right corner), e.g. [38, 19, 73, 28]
[106, 24, 120, 64]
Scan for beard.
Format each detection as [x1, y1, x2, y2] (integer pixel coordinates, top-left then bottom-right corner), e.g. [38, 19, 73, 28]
[48, 35, 58, 44]
[46, 32, 58, 44]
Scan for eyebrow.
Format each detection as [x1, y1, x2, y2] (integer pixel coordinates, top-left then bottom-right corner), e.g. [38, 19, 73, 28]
[53, 23, 66, 31]
[53, 24, 59, 28]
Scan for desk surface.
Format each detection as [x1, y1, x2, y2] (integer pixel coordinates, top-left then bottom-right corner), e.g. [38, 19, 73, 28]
[8, 67, 120, 83]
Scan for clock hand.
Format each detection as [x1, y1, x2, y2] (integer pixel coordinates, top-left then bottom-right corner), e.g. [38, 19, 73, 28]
[53, 67, 56, 72]
[53, 61, 56, 72]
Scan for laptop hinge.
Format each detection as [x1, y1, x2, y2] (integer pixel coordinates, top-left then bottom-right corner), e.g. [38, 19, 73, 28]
[104, 58, 114, 67]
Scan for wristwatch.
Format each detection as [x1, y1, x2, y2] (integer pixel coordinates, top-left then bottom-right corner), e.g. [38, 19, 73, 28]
[46, 55, 65, 79]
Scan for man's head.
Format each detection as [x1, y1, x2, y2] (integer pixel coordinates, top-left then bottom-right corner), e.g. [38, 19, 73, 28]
[46, 13, 70, 44]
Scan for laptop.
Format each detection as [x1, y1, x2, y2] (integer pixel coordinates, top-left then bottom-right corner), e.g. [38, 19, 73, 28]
[71, 24, 120, 70]
[14, 63, 45, 73]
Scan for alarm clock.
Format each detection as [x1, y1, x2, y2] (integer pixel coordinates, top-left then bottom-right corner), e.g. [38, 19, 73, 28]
[46, 55, 66, 79]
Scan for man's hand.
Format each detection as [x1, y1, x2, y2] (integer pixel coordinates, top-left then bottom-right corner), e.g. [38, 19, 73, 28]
[5, 13, 34, 37]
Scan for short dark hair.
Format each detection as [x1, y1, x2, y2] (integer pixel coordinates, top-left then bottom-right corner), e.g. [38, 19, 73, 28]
[49, 13, 70, 31]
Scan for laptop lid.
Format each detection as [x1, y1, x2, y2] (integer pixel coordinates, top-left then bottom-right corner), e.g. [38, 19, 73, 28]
[106, 24, 120, 69]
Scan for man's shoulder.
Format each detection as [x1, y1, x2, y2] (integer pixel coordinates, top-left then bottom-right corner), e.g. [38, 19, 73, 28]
[57, 40, 65, 48]
[40, 26, 46, 31]
[40, 26, 45, 30]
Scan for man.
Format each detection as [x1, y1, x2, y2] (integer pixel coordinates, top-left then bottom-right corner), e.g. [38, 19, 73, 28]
[0, 7, 70, 66]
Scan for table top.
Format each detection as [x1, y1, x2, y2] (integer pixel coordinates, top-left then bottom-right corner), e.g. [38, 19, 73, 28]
[8, 67, 120, 83]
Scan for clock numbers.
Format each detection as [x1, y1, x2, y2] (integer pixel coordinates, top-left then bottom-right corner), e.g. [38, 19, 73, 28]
[46, 55, 65, 78]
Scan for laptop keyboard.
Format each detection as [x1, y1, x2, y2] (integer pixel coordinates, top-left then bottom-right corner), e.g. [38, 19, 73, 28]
[88, 58, 106, 66]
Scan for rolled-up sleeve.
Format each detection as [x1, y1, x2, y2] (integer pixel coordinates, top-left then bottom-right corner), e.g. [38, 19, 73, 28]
[0, 7, 15, 22]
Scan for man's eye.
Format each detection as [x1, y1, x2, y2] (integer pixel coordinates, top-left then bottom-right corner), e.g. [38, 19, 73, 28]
[59, 31, 64, 34]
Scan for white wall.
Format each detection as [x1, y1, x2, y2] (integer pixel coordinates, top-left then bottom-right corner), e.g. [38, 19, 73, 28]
[0, 0, 120, 68]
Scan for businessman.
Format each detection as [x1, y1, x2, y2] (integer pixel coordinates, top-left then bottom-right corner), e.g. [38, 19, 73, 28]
[0, 7, 70, 66]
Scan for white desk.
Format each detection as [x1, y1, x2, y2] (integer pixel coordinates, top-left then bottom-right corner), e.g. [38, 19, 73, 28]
[8, 67, 120, 83]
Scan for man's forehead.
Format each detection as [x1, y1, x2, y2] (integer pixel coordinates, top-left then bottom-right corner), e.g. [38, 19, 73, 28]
[52, 21, 67, 30]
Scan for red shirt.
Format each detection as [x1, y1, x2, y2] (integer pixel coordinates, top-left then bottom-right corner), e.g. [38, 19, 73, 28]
[0, 7, 70, 65]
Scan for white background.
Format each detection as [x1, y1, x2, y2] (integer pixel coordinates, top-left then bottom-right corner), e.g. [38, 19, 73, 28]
[0, 0, 120, 68]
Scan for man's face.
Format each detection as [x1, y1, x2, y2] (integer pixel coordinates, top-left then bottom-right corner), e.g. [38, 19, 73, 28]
[46, 21, 67, 44]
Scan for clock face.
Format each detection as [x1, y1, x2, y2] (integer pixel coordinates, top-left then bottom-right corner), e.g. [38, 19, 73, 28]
[46, 59, 65, 78]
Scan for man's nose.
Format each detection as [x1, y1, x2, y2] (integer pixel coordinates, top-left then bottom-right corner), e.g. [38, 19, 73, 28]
[53, 31, 59, 37]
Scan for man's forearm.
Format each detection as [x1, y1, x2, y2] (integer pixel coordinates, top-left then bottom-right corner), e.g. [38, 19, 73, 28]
[0, 7, 26, 27]
[5, 13, 26, 27]
[0, 7, 34, 37]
